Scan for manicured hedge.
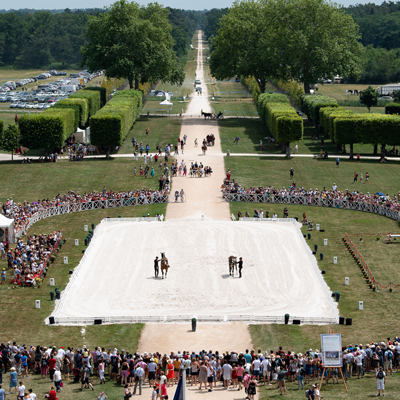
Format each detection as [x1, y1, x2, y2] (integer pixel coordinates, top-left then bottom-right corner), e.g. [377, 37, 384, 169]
[385, 102, 400, 115]
[334, 114, 400, 146]
[52, 103, 80, 131]
[90, 89, 143, 148]
[83, 87, 107, 107]
[276, 115, 303, 144]
[19, 113, 70, 149]
[0, 120, 3, 137]
[113, 89, 143, 112]
[257, 93, 289, 125]
[320, 107, 353, 137]
[71, 90, 101, 117]
[57, 98, 89, 128]
[45, 108, 76, 136]
[301, 94, 339, 124]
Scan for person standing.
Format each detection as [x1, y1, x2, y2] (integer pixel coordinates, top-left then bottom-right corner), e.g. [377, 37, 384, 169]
[133, 364, 144, 395]
[222, 362, 232, 389]
[154, 257, 159, 278]
[353, 171, 358, 184]
[290, 167, 294, 179]
[376, 366, 386, 396]
[146, 128, 149, 137]
[207, 362, 215, 392]
[336, 157, 340, 167]
[235, 136, 240, 145]
[237, 258, 243, 278]
[366, 172, 370, 184]
[247, 376, 257, 400]
[295, 144, 298, 153]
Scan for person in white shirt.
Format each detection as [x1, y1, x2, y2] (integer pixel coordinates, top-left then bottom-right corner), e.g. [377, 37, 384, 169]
[222, 363, 232, 389]
[54, 370, 62, 392]
[148, 359, 157, 386]
[261, 357, 271, 385]
[354, 352, 363, 378]
[252, 357, 261, 381]
[28, 389, 37, 400]
[18, 383, 25, 398]
[57, 348, 65, 359]
[207, 364, 215, 392]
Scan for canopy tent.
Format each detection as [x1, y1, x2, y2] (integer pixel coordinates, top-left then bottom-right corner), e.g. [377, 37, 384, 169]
[0, 214, 15, 243]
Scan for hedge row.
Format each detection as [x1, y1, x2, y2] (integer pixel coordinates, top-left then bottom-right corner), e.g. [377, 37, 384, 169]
[56, 98, 89, 128]
[266, 103, 303, 143]
[44, 108, 76, 136]
[90, 89, 143, 148]
[52, 102, 80, 131]
[71, 90, 101, 117]
[300, 94, 339, 124]
[257, 93, 289, 125]
[334, 114, 400, 146]
[385, 102, 400, 115]
[20, 112, 73, 149]
[320, 107, 354, 138]
[0, 120, 3, 137]
[83, 87, 107, 107]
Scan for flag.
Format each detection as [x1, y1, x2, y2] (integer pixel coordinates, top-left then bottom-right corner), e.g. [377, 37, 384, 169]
[173, 370, 186, 400]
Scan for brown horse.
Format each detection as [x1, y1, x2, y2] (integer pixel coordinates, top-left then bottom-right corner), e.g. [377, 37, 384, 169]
[228, 256, 237, 276]
[202, 144, 207, 155]
[161, 252, 170, 279]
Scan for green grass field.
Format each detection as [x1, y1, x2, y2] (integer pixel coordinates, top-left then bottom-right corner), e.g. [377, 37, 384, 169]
[118, 117, 181, 154]
[0, 157, 166, 204]
[316, 83, 379, 101]
[343, 106, 385, 114]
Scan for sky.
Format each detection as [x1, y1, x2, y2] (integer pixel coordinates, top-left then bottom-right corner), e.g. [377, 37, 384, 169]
[0, 0, 387, 10]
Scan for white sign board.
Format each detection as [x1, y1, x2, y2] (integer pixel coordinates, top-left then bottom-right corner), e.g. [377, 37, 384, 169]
[321, 334, 342, 367]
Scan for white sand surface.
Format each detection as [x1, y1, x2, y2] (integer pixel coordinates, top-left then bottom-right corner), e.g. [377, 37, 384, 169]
[166, 31, 230, 221]
[53, 219, 337, 322]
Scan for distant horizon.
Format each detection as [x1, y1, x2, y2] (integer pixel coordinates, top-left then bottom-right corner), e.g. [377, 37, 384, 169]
[0, 0, 389, 11]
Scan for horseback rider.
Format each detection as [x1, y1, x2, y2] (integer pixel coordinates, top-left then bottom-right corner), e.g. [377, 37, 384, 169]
[154, 256, 159, 278]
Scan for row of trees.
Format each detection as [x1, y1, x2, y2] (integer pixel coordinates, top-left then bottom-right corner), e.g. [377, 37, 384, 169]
[0, 6, 200, 69]
[209, 0, 363, 94]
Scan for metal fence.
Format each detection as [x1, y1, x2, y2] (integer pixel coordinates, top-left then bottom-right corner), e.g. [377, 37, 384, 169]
[15, 195, 183, 238]
[222, 193, 400, 221]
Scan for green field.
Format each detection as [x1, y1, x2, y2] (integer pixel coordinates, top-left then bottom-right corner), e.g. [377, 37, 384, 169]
[0, 157, 166, 204]
[118, 116, 181, 154]
[316, 83, 379, 101]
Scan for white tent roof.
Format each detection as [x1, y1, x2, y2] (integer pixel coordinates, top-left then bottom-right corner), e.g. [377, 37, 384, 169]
[0, 214, 14, 228]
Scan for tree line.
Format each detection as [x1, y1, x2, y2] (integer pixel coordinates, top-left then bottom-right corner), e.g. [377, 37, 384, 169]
[0, 6, 201, 69]
[204, 1, 400, 85]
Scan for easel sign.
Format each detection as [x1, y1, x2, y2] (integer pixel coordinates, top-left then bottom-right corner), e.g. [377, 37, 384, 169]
[320, 333, 348, 391]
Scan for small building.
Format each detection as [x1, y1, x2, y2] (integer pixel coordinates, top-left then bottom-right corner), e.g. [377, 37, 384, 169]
[377, 84, 400, 95]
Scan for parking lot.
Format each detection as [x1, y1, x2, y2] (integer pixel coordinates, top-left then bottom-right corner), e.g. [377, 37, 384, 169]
[0, 69, 104, 110]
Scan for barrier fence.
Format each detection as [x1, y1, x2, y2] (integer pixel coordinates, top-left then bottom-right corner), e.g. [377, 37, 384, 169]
[222, 193, 400, 221]
[15, 195, 184, 238]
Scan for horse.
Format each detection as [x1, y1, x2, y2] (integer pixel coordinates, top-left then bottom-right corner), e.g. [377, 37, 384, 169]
[228, 256, 237, 276]
[202, 111, 212, 120]
[161, 252, 170, 279]
[202, 144, 207, 155]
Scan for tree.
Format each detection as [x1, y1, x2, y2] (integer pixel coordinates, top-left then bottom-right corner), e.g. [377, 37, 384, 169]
[209, 1, 280, 94]
[81, 0, 185, 89]
[0, 125, 20, 163]
[360, 86, 379, 112]
[264, 0, 364, 93]
[393, 89, 400, 103]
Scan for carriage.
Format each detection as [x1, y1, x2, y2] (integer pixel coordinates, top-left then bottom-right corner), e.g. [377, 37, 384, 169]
[206, 134, 215, 146]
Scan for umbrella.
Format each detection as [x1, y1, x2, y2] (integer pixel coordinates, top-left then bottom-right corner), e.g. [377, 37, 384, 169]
[376, 192, 385, 196]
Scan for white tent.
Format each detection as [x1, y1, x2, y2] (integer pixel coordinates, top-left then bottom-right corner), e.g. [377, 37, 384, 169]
[0, 214, 15, 243]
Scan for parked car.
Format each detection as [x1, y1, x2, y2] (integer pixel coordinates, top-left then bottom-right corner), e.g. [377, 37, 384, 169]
[379, 96, 393, 101]
[195, 79, 201, 84]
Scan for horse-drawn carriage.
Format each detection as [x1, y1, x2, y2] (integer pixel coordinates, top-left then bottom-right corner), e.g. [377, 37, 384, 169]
[206, 134, 215, 146]
[212, 111, 224, 120]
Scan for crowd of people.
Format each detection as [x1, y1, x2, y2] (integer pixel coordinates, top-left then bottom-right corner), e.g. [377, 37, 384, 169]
[1, 186, 172, 236]
[0, 340, 397, 399]
[221, 175, 400, 212]
[1, 230, 62, 287]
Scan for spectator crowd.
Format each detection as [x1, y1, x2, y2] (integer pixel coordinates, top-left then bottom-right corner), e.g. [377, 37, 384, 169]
[0, 339, 398, 399]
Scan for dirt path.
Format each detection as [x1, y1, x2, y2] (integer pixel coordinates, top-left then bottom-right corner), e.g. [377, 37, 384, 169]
[166, 31, 230, 221]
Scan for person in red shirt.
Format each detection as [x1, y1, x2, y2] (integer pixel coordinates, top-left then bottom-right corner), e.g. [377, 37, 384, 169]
[45, 387, 58, 400]
[48, 355, 56, 381]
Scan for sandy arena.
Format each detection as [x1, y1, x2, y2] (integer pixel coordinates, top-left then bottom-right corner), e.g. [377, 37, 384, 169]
[52, 219, 337, 323]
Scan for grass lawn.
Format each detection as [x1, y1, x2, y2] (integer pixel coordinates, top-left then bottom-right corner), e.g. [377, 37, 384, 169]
[0, 157, 166, 204]
[209, 100, 257, 116]
[317, 83, 379, 101]
[118, 116, 181, 154]
[224, 155, 399, 194]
